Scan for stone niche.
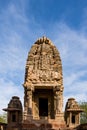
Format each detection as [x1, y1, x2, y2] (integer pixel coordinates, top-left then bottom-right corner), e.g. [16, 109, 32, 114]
[23, 36, 65, 125]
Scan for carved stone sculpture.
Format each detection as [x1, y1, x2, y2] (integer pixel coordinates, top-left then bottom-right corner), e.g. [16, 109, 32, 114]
[23, 36, 64, 122]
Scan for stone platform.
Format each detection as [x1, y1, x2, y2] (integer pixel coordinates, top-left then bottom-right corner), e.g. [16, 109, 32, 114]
[22, 119, 68, 130]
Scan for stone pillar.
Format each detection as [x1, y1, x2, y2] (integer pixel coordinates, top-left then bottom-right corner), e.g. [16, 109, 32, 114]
[55, 91, 60, 114]
[53, 86, 65, 124]
[54, 90, 60, 118]
[55, 90, 63, 114]
[27, 89, 33, 119]
[23, 88, 28, 120]
[78, 113, 80, 125]
[54, 92, 56, 118]
[70, 112, 72, 126]
[76, 113, 80, 125]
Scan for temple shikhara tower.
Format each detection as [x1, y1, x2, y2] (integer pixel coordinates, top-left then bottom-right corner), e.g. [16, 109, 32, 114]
[3, 37, 83, 130]
[23, 36, 64, 121]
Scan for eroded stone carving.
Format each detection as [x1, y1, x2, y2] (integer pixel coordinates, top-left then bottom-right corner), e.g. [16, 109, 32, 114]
[24, 36, 63, 87]
[23, 36, 64, 120]
[65, 98, 83, 128]
[66, 98, 81, 110]
[25, 69, 62, 84]
[25, 37, 62, 85]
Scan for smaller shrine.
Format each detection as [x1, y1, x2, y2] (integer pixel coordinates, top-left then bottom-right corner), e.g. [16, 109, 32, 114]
[65, 98, 83, 128]
[3, 96, 22, 130]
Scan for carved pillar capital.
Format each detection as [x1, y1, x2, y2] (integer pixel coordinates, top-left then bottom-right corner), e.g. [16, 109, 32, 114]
[23, 82, 34, 91]
[53, 85, 64, 92]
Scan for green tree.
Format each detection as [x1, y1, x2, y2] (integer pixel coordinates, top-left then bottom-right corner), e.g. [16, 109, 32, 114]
[0, 112, 7, 123]
[79, 102, 87, 124]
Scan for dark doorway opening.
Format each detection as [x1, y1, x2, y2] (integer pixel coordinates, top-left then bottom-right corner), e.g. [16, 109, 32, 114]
[12, 114, 16, 122]
[39, 98, 48, 116]
[72, 115, 75, 123]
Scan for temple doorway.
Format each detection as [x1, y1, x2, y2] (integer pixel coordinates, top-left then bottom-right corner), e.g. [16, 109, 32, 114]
[39, 98, 48, 117]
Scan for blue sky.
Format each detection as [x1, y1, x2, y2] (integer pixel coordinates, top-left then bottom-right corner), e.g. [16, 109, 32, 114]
[0, 0, 87, 113]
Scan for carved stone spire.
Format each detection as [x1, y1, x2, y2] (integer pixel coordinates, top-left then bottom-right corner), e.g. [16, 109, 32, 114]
[23, 37, 64, 121]
[24, 36, 63, 88]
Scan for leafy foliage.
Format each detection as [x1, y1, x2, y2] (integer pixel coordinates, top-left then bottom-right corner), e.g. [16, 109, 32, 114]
[79, 102, 87, 124]
[0, 113, 7, 123]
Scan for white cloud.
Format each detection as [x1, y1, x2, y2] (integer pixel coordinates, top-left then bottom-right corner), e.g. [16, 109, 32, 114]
[63, 70, 87, 109]
[0, 1, 28, 114]
[0, 37, 26, 73]
[0, 78, 23, 113]
[52, 23, 87, 108]
[53, 23, 87, 67]
[64, 70, 87, 86]
[66, 80, 87, 94]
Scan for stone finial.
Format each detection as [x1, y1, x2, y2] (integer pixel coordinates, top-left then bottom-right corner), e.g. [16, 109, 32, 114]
[35, 36, 54, 46]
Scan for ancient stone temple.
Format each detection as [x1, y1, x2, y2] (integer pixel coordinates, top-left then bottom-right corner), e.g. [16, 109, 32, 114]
[3, 36, 83, 130]
[3, 96, 22, 130]
[65, 98, 83, 128]
[23, 36, 64, 123]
